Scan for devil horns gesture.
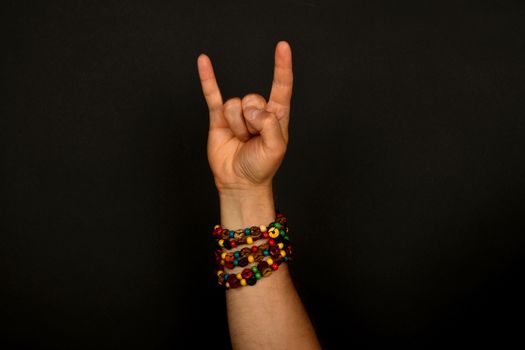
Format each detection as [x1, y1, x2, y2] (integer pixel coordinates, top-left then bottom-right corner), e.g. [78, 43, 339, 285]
[197, 41, 293, 194]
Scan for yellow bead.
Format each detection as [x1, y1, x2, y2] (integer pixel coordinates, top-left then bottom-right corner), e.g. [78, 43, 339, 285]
[220, 260, 225, 266]
[240, 279, 247, 286]
[221, 252, 227, 259]
[236, 273, 242, 280]
[268, 227, 279, 238]
[225, 282, 230, 288]
[217, 270, 224, 277]
[260, 225, 267, 232]
[248, 255, 254, 263]
[246, 237, 253, 245]
[280, 250, 286, 257]
[278, 242, 284, 249]
[266, 258, 273, 265]
[218, 239, 224, 247]
[214, 224, 221, 229]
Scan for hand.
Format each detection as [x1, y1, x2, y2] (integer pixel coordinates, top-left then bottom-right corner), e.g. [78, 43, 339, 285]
[197, 41, 293, 196]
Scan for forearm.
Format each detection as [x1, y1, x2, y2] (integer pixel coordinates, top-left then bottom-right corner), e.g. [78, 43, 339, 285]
[219, 186, 321, 350]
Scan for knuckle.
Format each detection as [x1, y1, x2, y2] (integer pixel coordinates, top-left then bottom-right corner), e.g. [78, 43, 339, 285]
[242, 93, 266, 106]
[223, 97, 241, 109]
[223, 98, 241, 116]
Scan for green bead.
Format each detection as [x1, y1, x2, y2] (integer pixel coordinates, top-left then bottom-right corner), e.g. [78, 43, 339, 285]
[251, 266, 258, 273]
[284, 235, 289, 241]
[274, 222, 282, 229]
[255, 272, 262, 279]
[280, 229, 285, 236]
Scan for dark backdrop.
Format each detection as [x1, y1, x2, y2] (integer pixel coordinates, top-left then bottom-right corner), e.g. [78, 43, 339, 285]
[2, 0, 525, 349]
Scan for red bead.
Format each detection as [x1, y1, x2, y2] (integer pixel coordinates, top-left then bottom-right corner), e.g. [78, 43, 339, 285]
[268, 238, 276, 246]
[241, 268, 254, 279]
[230, 240, 237, 248]
[257, 260, 269, 271]
[251, 245, 258, 253]
[225, 262, 235, 269]
[271, 263, 279, 270]
[269, 246, 280, 258]
[228, 274, 241, 288]
[262, 232, 269, 238]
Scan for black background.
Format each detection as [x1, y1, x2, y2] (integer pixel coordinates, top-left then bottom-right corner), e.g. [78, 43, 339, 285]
[2, 0, 525, 349]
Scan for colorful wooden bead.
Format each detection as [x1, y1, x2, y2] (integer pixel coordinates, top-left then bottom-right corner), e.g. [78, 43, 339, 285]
[268, 227, 280, 238]
[269, 246, 280, 258]
[257, 261, 273, 277]
[238, 257, 249, 267]
[246, 237, 253, 245]
[241, 268, 253, 279]
[228, 274, 241, 288]
[246, 275, 257, 286]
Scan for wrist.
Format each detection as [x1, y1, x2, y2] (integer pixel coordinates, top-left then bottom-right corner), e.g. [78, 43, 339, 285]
[218, 185, 276, 230]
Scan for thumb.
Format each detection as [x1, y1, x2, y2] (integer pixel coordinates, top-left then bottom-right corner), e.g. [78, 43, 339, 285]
[243, 106, 285, 154]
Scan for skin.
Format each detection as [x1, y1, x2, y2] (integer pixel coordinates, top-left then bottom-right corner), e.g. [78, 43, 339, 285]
[197, 41, 322, 350]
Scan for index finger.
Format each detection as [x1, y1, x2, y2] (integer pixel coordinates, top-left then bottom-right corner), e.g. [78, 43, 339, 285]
[197, 53, 224, 114]
[268, 41, 293, 109]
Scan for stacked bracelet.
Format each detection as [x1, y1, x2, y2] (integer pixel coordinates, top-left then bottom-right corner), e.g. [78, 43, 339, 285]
[214, 239, 292, 269]
[212, 212, 289, 249]
[217, 252, 292, 289]
[212, 211, 294, 290]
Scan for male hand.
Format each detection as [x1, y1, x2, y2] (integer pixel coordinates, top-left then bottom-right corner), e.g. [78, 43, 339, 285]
[197, 41, 293, 196]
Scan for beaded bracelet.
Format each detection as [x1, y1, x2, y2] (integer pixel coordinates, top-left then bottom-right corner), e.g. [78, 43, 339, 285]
[212, 212, 289, 249]
[214, 239, 291, 270]
[216, 251, 293, 289]
[212, 211, 293, 289]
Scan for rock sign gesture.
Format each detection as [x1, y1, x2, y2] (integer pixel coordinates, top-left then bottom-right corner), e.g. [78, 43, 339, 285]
[197, 41, 293, 195]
